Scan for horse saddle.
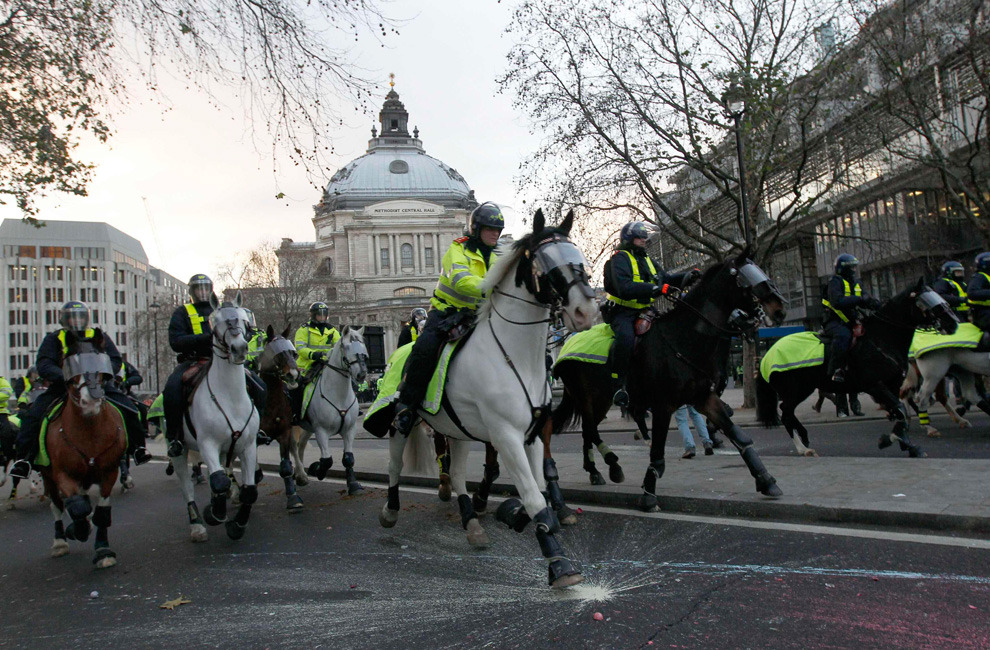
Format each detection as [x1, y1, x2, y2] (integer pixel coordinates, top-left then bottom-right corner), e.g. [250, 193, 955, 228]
[182, 359, 211, 406]
[634, 307, 659, 337]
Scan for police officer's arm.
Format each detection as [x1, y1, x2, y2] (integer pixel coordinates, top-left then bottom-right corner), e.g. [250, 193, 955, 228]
[100, 333, 123, 375]
[294, 325, 321, 363]
[36, 333, 65, 384]
[967, 275, 990, 302]
[828, 277, 866, 310]
[933, 279, 966, 308]
[445, 247, 487, 300]
[168, 306, 210, 354]
[607, 252, 656, 301]
[0, 377, 12, 404]
[124, 361, 143, 387]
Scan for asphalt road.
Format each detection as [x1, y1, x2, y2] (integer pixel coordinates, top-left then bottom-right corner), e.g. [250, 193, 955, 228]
[1, 464, 987, 649]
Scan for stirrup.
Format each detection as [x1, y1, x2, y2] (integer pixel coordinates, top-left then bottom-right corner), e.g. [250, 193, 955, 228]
[612, 388, 629, 408]
[166, 440, 186, 458]
[9, 459, 31, 480]
[132, 447, 153, 465]
[831, 369, 846, 383]
[393, 405, 417, 437]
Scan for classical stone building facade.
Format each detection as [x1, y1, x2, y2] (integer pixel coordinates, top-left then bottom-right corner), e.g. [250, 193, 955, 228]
[278, 88, 477, 369]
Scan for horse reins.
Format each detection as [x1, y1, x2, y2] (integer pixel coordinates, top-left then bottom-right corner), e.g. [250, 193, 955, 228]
[309, 341, 361, 435]
[205, 371, 257, 468]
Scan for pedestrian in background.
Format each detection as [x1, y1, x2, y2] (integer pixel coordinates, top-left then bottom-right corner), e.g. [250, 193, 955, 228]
[675, 404, 714, 458]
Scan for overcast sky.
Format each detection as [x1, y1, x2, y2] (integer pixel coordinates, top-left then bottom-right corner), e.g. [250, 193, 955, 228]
[0, 0, 539, 284]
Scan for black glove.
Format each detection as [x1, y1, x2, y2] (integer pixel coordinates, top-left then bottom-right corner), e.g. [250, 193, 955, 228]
[684, 268, 702, 284]
[311, 351, 326, 362]
[864, 297, 882, 310]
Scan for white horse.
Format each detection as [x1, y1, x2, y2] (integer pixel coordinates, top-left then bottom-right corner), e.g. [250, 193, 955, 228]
[911, 347, 990, 433]
[292, 325, 368, 495]
[171, 292, 261, 543]
[380, 210, 597, 589]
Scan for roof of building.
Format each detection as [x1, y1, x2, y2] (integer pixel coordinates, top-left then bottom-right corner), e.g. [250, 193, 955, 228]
[0, 219, 148, 261]
[322, 89, 476, 211]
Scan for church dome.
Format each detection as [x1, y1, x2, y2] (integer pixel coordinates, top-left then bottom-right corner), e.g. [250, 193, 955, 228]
[322, 89, 476, 211]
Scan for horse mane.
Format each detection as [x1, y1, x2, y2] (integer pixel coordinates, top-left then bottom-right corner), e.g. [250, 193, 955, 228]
[656, 259, 726, 322]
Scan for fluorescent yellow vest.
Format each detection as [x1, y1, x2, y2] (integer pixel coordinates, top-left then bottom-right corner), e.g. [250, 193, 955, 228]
[968, 273, 990, 307]
[431, 239, 493, 311]
[606, 250, 659, 309]
[294, 325, 341, 374]
[185, 303, 206, 334]
[822, 279, 861, 323]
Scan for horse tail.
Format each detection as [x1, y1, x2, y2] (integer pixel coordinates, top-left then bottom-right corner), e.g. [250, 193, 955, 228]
[551, 389, 581, 435]
[756, 373, 781, 427]
[402, 423, 438, 477]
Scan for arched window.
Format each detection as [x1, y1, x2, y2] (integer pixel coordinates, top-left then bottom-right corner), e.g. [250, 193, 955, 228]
[401, 243, 414, 268]
[318, 257, 334, 276]
[325, 287, 338, 301]
[394, 286, 425, 297]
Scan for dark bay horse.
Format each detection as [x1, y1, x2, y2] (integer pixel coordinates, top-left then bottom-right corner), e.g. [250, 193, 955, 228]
[551, 249, 788, 513]
[42, 331, 127, 568]
[257, 325, 302, 511]
[757, 279, 958, 457]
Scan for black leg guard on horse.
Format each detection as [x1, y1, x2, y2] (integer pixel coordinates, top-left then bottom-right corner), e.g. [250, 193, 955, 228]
[533, 507, 581, 587]
[457, 494, 478, 529]
[280, 457, 303, 511]
[584, 448, 605, 486]
[724, 424, 782, 497]
[387, 484, 400, 512]
[640, 459, 665, 512]
[93, 505, 112, 551]
[64, 494, 92, 542]
[204, 470, 231, 525]
[306, 456, 333, 481]
[543, 457, 576, 525]
[342, 451, 363, 494]
[187, 500, 205, 525]
[226, 485, 256, 540]
[472, 462, 500, 512]
[93, 505, 111, 529]
[597, 442, 624, 483]
[496, 497, 532, 532]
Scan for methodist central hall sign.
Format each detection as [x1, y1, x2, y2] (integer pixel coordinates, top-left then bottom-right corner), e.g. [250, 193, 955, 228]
[363, 200, 445, 217]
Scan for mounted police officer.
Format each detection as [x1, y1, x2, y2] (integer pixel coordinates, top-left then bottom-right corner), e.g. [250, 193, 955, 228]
[244, 308, 266, 372]
[933, 261, 969, 319]
[822, 253, 881, 383]
[9, 302, 151, 479]
[162, 274, 267, 457]
[966, 253, 990, 349]
[603, 222, 698, 407]
[392, 201, 504, 436]
[291, 302, 341, 419]
[397, 307, 427, 348]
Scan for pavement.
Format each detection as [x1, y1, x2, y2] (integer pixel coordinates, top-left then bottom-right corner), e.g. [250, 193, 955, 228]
[146, 386, 990, 538]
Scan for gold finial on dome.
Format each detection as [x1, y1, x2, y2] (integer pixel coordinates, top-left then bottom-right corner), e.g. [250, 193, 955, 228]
[389, 72, 395, 89]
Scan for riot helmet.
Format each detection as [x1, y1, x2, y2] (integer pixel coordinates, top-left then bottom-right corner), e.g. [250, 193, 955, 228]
[468, 202, 505, 239]
[834, 253, 859, 279]
[941, 261, 965, 282]
[309, 302, 329, 324]
[188, 274, 214, 303]
[976, 252, 990, 274]
[59, 301, 90, 333]
[620, 222, 652, 248]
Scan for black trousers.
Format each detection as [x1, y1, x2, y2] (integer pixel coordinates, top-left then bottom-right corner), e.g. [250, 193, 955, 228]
[972, 309, 990, 331]
[105, 385, 147, 453]
[15, 387, 64, 458]
[824, 320, 853, 374]
[606, 307, 639, 383]
[397, 309, 452, 408]
[163, 360, 267, 441]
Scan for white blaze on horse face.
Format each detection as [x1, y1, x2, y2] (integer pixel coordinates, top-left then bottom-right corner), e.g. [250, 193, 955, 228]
[562, 283, 598, 332]
[77, 381, 102, 417]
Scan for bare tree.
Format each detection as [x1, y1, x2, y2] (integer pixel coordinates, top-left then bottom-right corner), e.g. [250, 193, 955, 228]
[1, 0, 396, 221]
[220, 241, 318, 330]
[849, 0, 990, 246]
[502, 0, 852, 266]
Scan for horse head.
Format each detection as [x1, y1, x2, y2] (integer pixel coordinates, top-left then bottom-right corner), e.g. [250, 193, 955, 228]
[338, 325, 368, 384]
[259, 324, 300, 389]
[881, 277, 958, 334]
[209, 291, 250, 364]
[61, 330, 114, 418]
[511, 208, 598, 331]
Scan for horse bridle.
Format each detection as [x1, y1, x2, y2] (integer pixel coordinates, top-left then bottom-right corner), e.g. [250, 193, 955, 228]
[259, 337, 299, 383]
[211, 308, 248, 363]
[323, 338, 369, 379]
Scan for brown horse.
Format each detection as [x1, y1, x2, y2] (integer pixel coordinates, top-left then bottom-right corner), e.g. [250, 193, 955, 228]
[257, 325, 302, 511]
[41, 331, 126, 568]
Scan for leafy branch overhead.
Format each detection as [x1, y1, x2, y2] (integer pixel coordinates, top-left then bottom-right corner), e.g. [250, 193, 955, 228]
[0, 0, 397, 222]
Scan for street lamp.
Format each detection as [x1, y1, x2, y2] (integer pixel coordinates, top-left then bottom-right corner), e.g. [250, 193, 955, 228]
[149, 301, 161, 394]
[726, 84, 752, 247]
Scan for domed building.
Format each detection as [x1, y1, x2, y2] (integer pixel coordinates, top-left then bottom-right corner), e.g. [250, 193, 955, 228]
[278, 87, 477, 369]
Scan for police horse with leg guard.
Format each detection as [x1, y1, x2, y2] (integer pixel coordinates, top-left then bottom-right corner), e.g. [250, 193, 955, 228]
[757, 280, 958, 457]
[291, 325, 368, 496]
[370, 209, 598, 588]
[256, 325, 302, 511]
[169, 293, 261, 543]
[550, 249, 788, 516]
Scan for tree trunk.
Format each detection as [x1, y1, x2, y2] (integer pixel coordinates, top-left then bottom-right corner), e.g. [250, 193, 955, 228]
[742, 338, 757, 408]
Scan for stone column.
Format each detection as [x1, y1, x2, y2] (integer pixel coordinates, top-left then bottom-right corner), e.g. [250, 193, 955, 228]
[390, 234, 398, 274]
[433, 233, 441, 272]
[373, 234, 380, 275]
[367, 233, 375, 277]
[416, 233, 423, 275]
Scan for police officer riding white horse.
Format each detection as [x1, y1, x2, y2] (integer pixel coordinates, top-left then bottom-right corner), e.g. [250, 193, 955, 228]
[9, 302, 152, 481]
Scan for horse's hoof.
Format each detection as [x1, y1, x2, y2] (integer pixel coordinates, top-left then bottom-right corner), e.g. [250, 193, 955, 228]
[225, 520, 247, 540]
[465, 518, 489, 548]
[959, 419, 971, 429]
[438, 477, 452, 502]
[295, 473, 309, 486]
[65, 521, 91, 543]
[255, 469, 264, 484]
[556, 505, 578, 526]
[757, 477, 783, 498]
[908, 447, 926, 458]
[589, 472, 606, 486]
[5, 501, 14, 511]
[927, 429, 942, 438]
[286, 494, 304, 511]
[203, 505, 225, 526]
[347, 481, 364, 496]
[190, 524, 208, 543]
[878, 434, 894, 449]
[93, 548, 117, 569]
[608, 465, 625, 484]
[471, 494, 488, 514]
[639, 493, 659, 513]
[379, 505, 399, 528]
[51, 539, 69, 558]
[548, 559, 583, 589]
[803, 449, 818, 457]
[123, 476, 135, 490]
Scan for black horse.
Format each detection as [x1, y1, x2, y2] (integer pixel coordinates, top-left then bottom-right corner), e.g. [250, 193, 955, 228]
[551, 248, 788, 512]
[757, 279, 958, 458]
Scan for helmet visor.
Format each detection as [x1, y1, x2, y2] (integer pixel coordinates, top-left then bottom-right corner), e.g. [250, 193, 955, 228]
[62, 311, 89, 332]
[191, 284, 213, 303]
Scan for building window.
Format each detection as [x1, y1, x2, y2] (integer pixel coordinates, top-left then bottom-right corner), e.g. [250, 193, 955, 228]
[401, 243, 414, 268]
[393, 286, 426, 297]
[16, 246, 36, 258]
[41, 246, 70, 259]
[380, 248, 390, 269]
[9, 356, 17, 372]
[326, 287, 338, 301]
[318, 257, 335, 276]
[424, 247, 434, 268]
[8, 333, 15, 347]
